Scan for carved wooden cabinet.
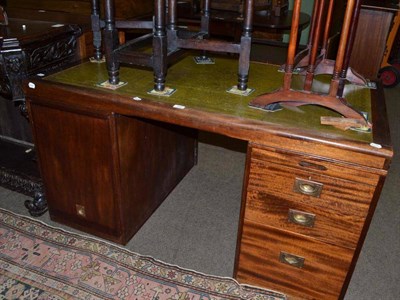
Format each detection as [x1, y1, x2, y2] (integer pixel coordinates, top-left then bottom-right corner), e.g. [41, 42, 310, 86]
[235, 142, 390, 299]
[0, 18, 82, 146]
[28, 101, 197, 244]
[0, 20, 81, 102]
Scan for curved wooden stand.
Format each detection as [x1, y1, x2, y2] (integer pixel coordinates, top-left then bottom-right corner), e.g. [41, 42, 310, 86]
[249, 88, 368, 122]
[250, 0, 371, 129]
[288, 0, 367, 87]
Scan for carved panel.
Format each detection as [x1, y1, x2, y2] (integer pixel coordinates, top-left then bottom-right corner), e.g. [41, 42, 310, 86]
[0, 63, 12, 97]
[29, 35, 78, 72]
[0, 38, 27, 101]
[0, 25, 81, 101]
[0, 166, 43, 197]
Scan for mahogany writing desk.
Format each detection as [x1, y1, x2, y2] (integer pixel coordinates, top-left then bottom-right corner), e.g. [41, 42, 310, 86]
[24, 55, 392, 299]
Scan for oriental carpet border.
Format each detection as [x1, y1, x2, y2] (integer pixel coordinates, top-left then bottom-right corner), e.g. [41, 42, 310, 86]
[0, 208, 286, 300]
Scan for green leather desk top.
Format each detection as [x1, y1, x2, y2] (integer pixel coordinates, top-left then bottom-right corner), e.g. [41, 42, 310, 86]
[45, 54, 374, 143]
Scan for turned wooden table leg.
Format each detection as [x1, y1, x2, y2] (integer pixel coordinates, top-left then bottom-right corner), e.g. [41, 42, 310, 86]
[321, 0, 335, 55]
[311, 0, 366, 85]
[91, 0, 103, 61]
[153, 0, 168, 91]
[201, 0, 210, 34]
[329, 0, 356, 97]
[168, 0, 177, 31]
[237, 0, 254, 91]
[308, 0, 335, 76]
[104, 0, 120, 85]
[338, 0, 362, 96]
[304, 0, 326, 91]
[293, 0, 319, 69]
[167, 0, 178, 51]
[295, 0, 336, 77]
[283, 0, 302, 90]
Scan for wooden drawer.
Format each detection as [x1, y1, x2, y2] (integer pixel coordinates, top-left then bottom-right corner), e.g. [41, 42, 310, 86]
[236, 220, 354, 300]
[251, 147, 381, 185]
[245, 150, 377, 248]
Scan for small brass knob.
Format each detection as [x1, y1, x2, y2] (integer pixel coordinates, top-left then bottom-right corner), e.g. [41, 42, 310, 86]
[76, 204, 86, 217]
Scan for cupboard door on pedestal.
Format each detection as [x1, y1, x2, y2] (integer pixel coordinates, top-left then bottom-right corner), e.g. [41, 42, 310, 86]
[30, 104, 120, 239]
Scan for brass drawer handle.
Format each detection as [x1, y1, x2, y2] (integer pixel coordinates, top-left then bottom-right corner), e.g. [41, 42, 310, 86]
[279, 251, 305, 268]
[294, 178, 323, 197]
[288, 209, 316, 227]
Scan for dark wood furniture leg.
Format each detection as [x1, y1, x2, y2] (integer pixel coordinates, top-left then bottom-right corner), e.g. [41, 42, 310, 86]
[24, 192, 48, 217]
[194, 0, 211, 64]
[104, 0, 120, 85]
[237, 0, 254, 91]
[153, 0, 168, 91]
[96, 0, 255, 93]
[201, 0, 210, 34]
[91, 0, 103, 61]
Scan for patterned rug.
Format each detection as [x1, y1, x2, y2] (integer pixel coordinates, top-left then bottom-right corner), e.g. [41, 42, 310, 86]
[0, 208, 286, 300]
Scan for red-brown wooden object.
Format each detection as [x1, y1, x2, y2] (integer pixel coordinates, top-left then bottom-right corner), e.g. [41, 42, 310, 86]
[249, 0, 371, 128]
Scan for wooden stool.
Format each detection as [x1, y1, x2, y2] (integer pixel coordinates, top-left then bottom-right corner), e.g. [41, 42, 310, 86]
[92, 0, 256, 95]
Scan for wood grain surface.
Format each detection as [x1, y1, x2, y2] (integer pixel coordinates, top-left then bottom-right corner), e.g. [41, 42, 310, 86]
[28, 102, 196, 244]
[236, 219, 354, 299]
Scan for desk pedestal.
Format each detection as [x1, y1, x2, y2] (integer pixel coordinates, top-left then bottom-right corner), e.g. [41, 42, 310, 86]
[235, 143, 385, 299]
[29, 103, 197, 245]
